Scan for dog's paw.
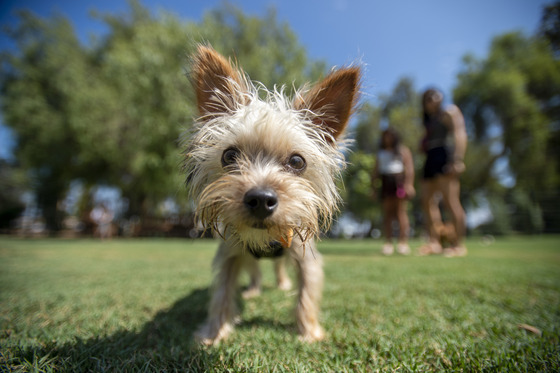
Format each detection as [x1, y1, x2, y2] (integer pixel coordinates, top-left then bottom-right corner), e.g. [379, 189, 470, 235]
[194, 333, 218, 346]
[298, 326, 325, 343]
[277, 278, 292, 291]
[194, 327, 216, 346]
[194, 322, 234, 346]
[241, 287, 261, 299]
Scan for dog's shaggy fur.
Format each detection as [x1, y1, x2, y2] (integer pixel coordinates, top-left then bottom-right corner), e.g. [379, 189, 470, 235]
[182, 45, 360, 344]
[434, 222, 457, 248]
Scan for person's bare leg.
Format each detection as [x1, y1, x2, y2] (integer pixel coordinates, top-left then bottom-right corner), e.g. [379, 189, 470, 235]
[396, 199, 410, 254]
[419, 180, 443, 255]
[439, 176, 467, 256]
[382, 198, 396, 255]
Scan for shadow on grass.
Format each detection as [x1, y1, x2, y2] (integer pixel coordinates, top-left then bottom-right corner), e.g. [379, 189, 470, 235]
[237, 315, 293, 334]
[17, 288, 223, 371]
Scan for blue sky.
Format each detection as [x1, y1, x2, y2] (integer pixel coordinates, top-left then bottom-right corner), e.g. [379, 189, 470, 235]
[0, 0, 552, 159]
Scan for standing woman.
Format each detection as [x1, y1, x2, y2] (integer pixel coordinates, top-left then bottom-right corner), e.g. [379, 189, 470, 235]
[372, 128, 415, 255]
[419, 88, 467, 257]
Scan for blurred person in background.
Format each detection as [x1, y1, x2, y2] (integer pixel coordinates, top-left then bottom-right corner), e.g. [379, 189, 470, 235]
[372, 127, 415, 255]
[90, 202, 114, 240]
[418, 88, 467, 257]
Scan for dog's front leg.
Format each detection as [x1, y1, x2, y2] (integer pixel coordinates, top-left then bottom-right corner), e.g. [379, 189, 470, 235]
[292, 240, 325, 342]
[241, 255, 262, 299]
[196, 242, 242, 345]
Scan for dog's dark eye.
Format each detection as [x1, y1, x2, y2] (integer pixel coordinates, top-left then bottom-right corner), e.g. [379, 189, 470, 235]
[286, 154, 306, 173]
[222, 147, 240, 167]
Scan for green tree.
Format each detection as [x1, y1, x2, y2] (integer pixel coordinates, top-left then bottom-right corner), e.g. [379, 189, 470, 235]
[379, 77, 422, 152]
[196, 4, 326, 91]
[342, 102, 382, 224]
[454, 31, 560, 233]
[343, 78, 422, 227]
[1, 1, 326, 232]
[87, 2, 194, 218]
[540, 1, 560, 56]
[1, 12, 90, 230]
[0, 160, 27, 228]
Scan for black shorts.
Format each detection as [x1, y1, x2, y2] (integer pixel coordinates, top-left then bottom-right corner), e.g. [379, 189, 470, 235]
[381, 173, 405, 199]
[423, 146, 449, 179]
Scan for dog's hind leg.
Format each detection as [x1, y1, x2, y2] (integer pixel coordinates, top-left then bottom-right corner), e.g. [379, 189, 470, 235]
[195, 242, 243, 345]
[274, 256, 292, 291]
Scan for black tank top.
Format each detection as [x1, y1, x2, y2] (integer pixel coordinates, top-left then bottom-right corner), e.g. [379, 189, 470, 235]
[424, 113, 449, 150]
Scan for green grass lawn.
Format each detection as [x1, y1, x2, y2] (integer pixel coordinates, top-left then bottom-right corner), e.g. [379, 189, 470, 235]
[1, 236, 559, 372]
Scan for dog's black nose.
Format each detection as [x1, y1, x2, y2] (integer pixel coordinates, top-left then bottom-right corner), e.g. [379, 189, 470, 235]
[243, 188, 278, 220]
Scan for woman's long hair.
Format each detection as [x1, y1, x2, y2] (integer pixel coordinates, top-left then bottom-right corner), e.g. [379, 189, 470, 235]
[422, 88, 443, 127]
[379, 127, 402, 155]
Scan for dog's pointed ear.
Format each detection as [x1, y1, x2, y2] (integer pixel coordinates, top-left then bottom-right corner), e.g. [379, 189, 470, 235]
[295, 67, 361, 141]
[191, 45, 246, 117]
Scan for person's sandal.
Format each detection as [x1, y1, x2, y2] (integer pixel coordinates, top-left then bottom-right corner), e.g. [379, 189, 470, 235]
[397, 243, 411, 255]
[382, 243, 394, 256]
[443, 246, 467, 257]
[418, 242, 442, 256]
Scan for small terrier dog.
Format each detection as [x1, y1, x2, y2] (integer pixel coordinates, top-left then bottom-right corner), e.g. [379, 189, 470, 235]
[183, 45, 360, 344]
[434, 222, 457, 248]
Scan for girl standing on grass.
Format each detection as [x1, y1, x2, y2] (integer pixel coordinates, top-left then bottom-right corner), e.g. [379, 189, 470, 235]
[372, 128, 415, 255]
[418, 88, 467, 257]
